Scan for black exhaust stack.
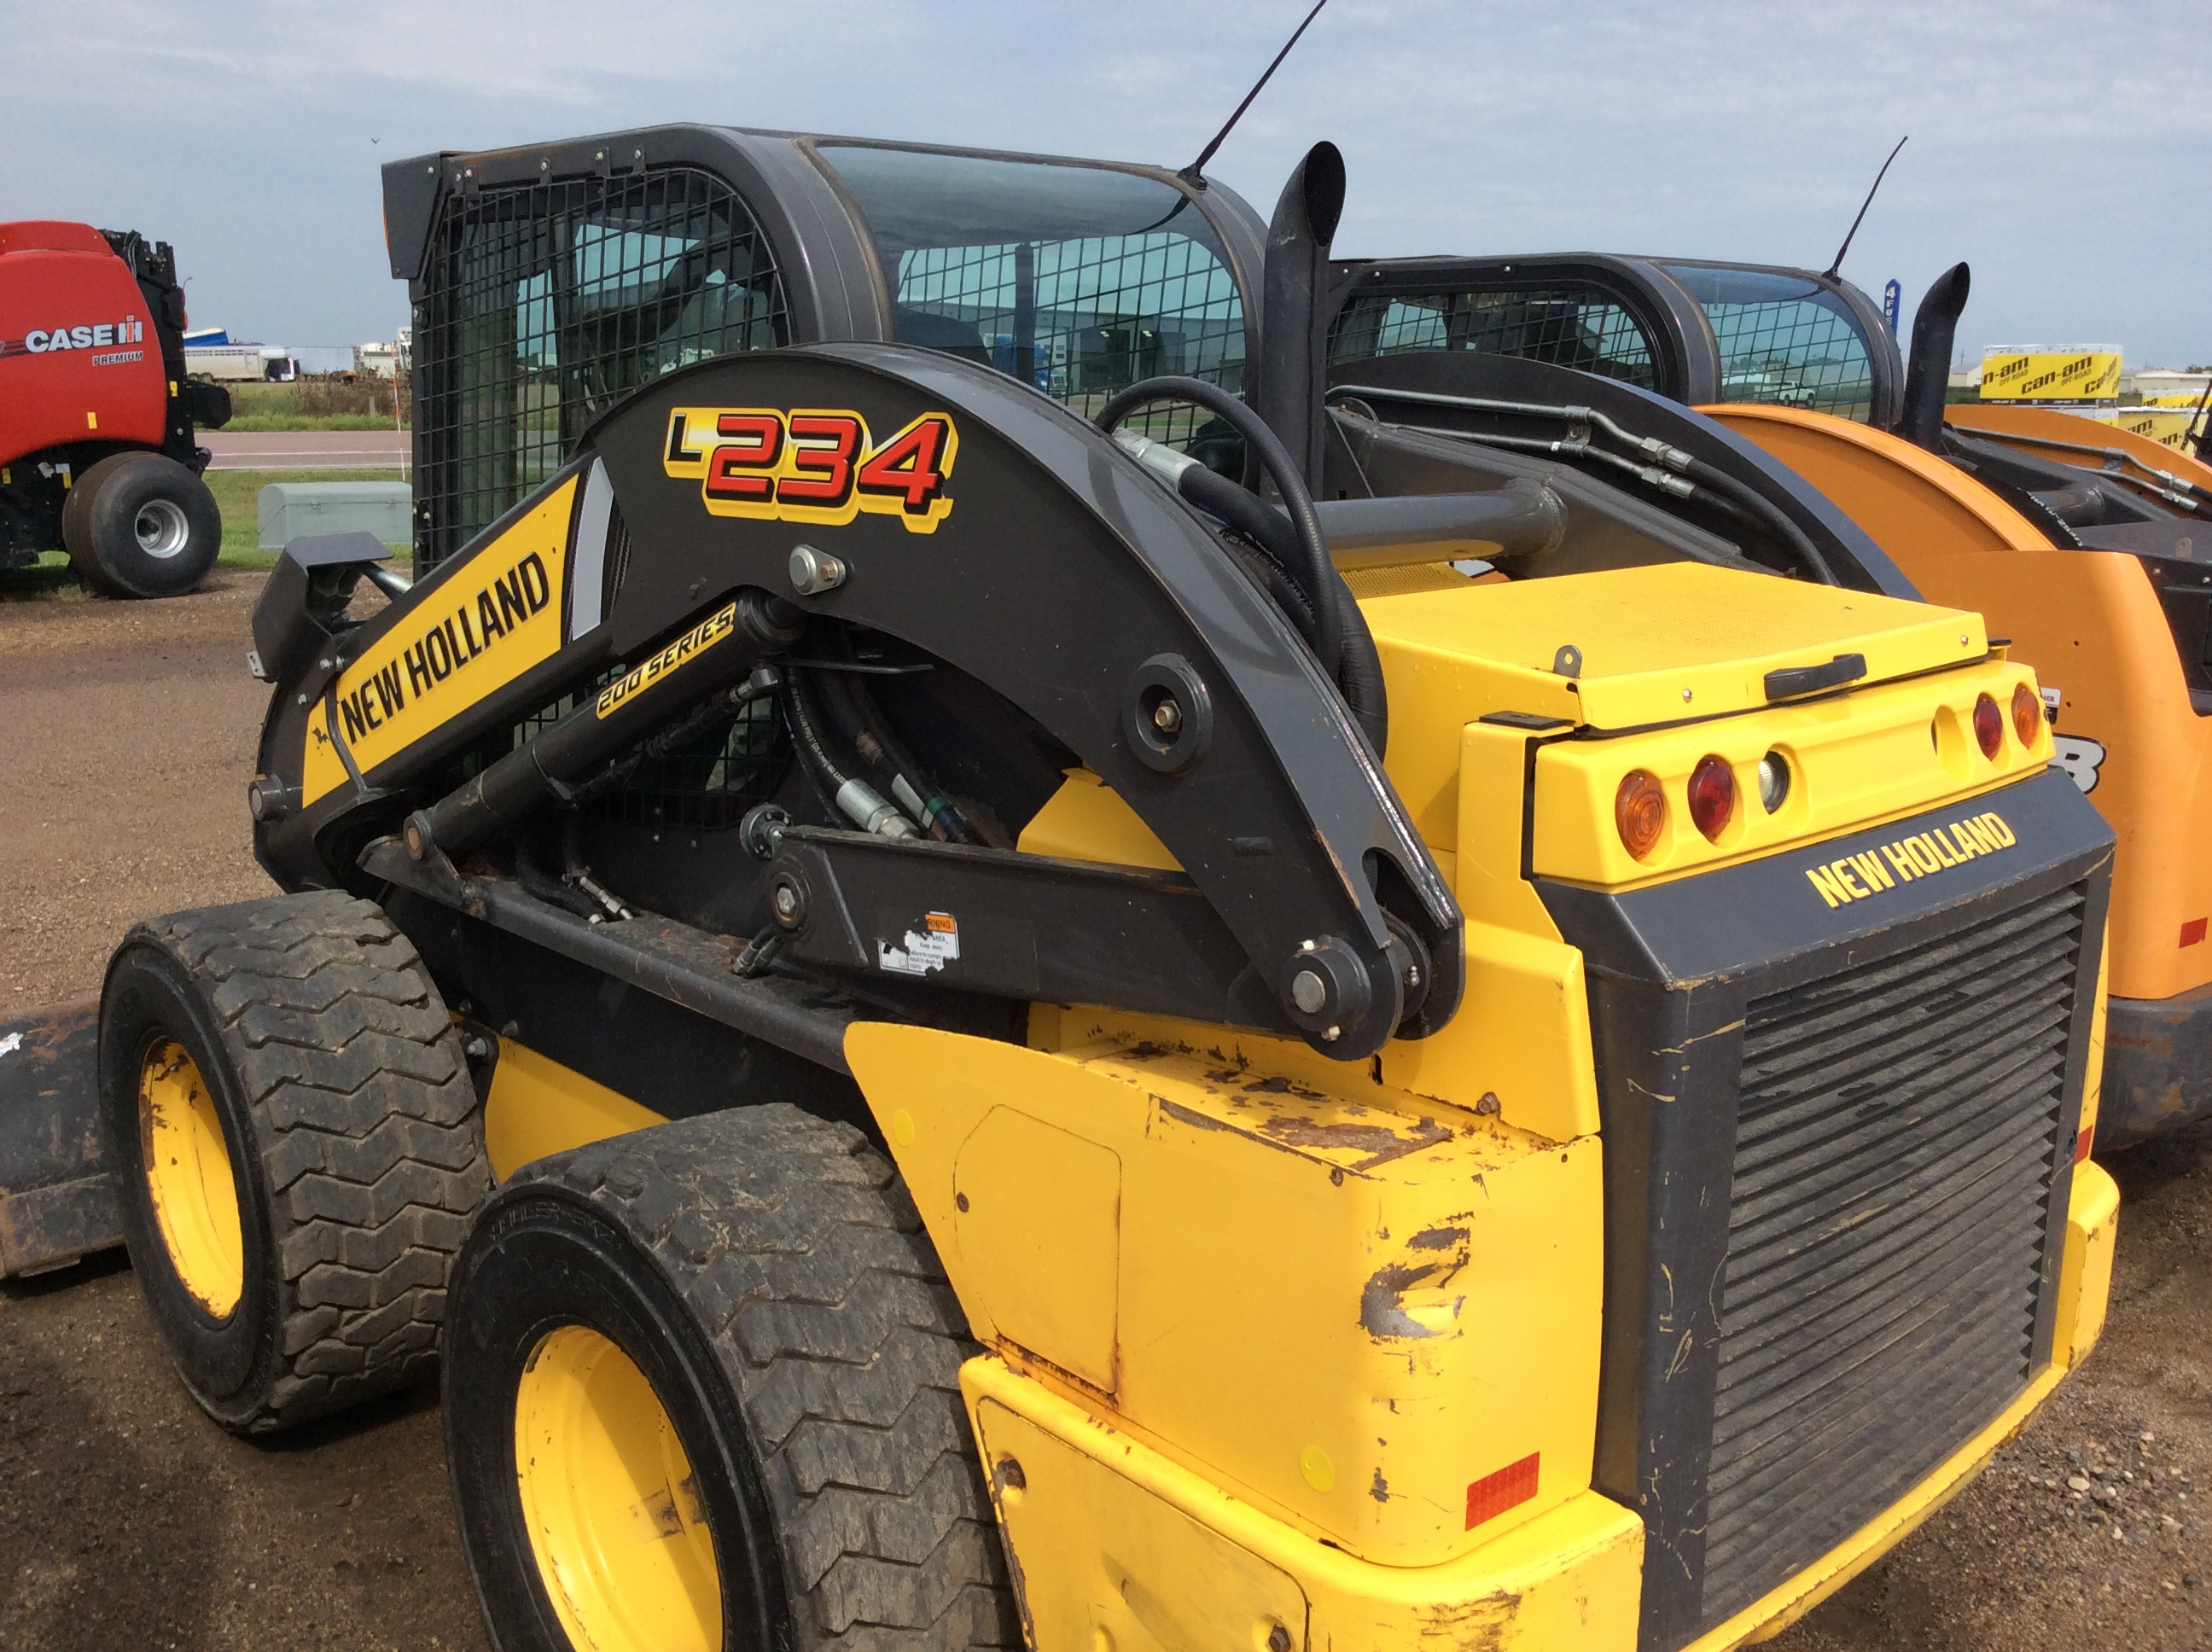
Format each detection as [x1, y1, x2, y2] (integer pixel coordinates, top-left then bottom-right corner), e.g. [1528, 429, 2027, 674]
[1896, 261, 1970, 451]
[1257, 141, 1346, 490]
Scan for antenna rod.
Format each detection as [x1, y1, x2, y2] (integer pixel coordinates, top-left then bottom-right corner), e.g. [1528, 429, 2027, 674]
[1180, 0, 1331, 184]
[1824, 135, 1908, 280]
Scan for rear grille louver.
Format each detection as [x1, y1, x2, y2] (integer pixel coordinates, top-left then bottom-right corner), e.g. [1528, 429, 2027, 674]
[1698, 883, 2084, 1626]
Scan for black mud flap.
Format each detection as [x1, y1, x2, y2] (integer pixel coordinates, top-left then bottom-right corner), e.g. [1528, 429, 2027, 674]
[0, 1002, 122, 1277]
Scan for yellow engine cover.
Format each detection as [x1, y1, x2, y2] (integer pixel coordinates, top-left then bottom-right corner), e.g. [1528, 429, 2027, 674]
[847, 1022, 1604, 1568]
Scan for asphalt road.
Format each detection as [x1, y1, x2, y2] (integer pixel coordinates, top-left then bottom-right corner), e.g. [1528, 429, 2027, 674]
[200, 430, 410, 471]
[0, 569, 2206, 1650]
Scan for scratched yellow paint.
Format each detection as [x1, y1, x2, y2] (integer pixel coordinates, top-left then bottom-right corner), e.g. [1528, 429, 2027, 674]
[845, 1021, 1604, 1571]
[967, 1355, 1644, 1652]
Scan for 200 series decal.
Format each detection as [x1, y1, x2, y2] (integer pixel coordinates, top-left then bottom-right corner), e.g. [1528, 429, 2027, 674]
[1805, 810, 2017, 909]
[661, 405, 958, 533]
[596, 603, 737, 719]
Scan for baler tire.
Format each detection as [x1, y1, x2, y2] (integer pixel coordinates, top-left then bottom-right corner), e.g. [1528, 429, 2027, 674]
[98, 889, 492, 1434]
[61, 449, 222, 598]
[443, 1105, 1019, 1652]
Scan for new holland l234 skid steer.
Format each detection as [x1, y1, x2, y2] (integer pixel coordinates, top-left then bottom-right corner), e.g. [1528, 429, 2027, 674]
[0, 127, 2122, 1652]
[1324, 249, 2212, 1144]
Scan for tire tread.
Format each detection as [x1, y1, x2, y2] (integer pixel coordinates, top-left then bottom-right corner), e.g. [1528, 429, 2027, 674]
[512, 1107, 1020, 1649]
[129, 888, 489, 1429]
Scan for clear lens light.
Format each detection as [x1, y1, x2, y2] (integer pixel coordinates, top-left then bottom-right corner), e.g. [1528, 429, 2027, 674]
[1758, 751, 1790, 812]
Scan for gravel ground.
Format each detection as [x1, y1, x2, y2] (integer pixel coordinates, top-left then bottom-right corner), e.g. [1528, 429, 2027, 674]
[0, 571, 2205, 1649]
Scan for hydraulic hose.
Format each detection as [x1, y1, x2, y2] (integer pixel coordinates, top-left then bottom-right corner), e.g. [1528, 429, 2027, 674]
[1099, 377, 1389, 756]
[1673, 452, 1839, 584]
[513, 825, 602, 919]
[1331, 382, 1838, 584]
[812, 659, 977, 844]
[1097, 375, 1343, 681]
[1173, 463, 1389, 757]
[782, 670, 917, 839]
[1938, 427, 2212, 521]
[845, 676, 980, 844]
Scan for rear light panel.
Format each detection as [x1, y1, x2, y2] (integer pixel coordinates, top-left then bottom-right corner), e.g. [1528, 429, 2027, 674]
[1532, 661, 2057, 888]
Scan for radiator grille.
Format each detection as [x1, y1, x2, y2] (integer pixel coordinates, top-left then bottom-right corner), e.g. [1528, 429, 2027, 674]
[1699, 882, 2082, 1626]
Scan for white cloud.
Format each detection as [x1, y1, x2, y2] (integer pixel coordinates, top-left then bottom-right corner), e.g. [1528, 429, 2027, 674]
[3, 0, 2204, 361]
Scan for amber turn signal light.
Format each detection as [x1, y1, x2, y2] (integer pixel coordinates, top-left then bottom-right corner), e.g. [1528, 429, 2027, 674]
[1687, 755, 1735, 842]
[1616, 771, 1667, 860]
[2011, 682, 2043, 747]
[1973, 693, 2003, 759]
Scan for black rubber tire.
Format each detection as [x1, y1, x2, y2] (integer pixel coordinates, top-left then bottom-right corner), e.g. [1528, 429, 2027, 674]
[61, 449, 222, 598]
[445, 1105, 1019, 1651]
[98, 889, 492, 1434]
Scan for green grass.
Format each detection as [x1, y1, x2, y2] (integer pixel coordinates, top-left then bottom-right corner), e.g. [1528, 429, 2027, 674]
[222, 413, 409, 433]
[223, 381, 407, 433]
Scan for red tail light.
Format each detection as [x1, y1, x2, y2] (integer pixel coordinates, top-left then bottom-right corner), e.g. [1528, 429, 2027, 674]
[1615, 771, 1667, 860]
[1973, 693, 2002, 759]
[2011, 682, 2042, 747]
[1687, 755, 1735, 842]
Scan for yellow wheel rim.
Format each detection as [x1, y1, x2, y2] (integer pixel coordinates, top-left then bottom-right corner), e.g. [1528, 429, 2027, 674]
[515, 1324, 723, 1652]
[137, 1038, 244, 1316]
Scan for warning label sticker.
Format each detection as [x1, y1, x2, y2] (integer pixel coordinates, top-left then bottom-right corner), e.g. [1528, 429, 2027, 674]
[877, 912, 960, 976]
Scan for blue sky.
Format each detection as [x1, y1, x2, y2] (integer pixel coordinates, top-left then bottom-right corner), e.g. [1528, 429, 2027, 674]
[6, 0, 2205, 366]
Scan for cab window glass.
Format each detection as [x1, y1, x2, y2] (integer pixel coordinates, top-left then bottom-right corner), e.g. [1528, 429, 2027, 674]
[818, 144, 1244, 451]
[1328, 285, 1659, 390]
[1662, 264, 1875, 419]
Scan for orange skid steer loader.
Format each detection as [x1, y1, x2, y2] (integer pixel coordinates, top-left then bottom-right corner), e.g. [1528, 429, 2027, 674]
[1324, 249, 2209, 1143]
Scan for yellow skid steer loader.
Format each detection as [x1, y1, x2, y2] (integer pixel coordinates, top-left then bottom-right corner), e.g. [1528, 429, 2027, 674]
[2, 129, 2117, 1652]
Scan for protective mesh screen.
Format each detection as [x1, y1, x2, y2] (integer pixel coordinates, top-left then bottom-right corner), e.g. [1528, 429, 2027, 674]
[819, 143, 1247, 455]
[1663, 265, 1877, 420]
[1328, 286, 1659, 389]
[412, 166, 789, 570]
[890, 236, 1242, 448]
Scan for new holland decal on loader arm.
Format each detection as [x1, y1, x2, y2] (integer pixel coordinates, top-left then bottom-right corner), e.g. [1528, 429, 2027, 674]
[0, 126, 2121, 1652]
[1326, 249, 2212, 1144]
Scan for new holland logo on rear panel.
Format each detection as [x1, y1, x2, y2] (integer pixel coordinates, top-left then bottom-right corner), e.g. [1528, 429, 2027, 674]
[661, 405, 958, 532]
[1804, 811, 2017, 908]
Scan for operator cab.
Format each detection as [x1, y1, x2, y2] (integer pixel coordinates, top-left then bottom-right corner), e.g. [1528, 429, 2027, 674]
[1325, 252, 1901, 422]
[1322, 250, 2212, 693]
[383, 127, 1265, 571]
